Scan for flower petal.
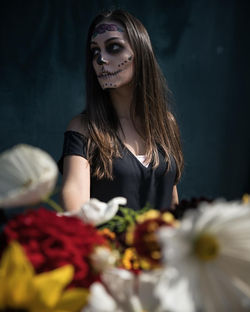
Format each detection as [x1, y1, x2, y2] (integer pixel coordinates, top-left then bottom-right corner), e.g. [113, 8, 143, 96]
[83, 282, 118, 312]
[103, 197, 127, 223]
[137, 270, 161, 311]
[61, 197, 127, 226]
[155, 267, 196, 312]
[197, 262, 248, 312]
[0, 241, 35, 309]
[0, 144, 58, 207]
[55, 287, 89, 312]
[33, 264, 74, 308]
[101, 268, 134, 303]
[157, 200, 250, 312]
[90, 247, 119, 272]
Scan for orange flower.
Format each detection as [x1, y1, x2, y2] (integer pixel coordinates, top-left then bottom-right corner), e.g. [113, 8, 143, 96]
[99, 228, 116, 241]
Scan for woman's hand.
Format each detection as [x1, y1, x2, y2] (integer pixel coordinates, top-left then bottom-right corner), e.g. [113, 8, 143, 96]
[171, 185, 179, 209]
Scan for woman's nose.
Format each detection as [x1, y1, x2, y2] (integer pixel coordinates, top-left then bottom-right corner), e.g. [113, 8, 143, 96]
[96, 54, 108, 65]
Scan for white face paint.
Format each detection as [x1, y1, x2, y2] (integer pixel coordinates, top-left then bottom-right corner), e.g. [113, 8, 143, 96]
[90, 22, 134, 90]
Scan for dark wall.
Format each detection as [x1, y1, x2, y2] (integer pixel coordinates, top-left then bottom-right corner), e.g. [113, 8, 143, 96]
[0, 0, 249, 201]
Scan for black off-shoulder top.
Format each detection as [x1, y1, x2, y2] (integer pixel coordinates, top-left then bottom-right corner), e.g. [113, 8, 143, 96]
[58, 130, 176, 211]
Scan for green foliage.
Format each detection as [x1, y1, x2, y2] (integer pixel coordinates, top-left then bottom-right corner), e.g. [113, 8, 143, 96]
[98, 203, 152, 233]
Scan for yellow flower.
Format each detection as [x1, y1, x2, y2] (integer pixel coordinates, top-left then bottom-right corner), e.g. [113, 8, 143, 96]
[162, 212, 178, 226]
[125, 224, 135, 245]
[136, 209, 160, 223]
[193, 232, 219, 261]
[136, 209, 177, 227]
[122, 247, 140, 270]
[0, 241, 89, 312]
[121, 248, 155, 271]
[242, 193, 250, 204]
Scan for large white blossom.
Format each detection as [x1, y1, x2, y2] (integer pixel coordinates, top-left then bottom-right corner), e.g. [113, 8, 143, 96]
[157, 200, 250, 312]
[83, 267, 163, 312]
[101, 267, 162, 312]
[0, 144, 58, 207]
[62, 197, 127, 225]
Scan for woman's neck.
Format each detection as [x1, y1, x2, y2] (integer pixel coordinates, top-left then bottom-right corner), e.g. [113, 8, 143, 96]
[109, 85, 133, 119]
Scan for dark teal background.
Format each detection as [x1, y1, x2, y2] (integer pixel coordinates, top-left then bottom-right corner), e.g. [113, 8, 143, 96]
[0, 0, 249, 202]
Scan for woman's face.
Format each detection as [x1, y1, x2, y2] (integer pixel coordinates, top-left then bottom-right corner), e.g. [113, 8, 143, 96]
[90, 21, 134, 90]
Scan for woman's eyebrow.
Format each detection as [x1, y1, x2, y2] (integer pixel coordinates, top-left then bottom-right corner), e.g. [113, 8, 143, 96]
[105, 37, 124, 43]
[90, 37, 124, 46]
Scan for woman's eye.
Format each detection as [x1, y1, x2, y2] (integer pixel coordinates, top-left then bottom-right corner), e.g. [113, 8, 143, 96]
[107, 43, 122, 54]
[91, 48, 100, 57]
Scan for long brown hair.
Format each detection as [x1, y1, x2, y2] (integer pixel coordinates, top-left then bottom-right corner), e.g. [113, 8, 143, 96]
[84, 9, 184, 182]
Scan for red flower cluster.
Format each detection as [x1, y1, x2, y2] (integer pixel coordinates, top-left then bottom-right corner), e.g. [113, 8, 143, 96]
[3, 207, 107, 288]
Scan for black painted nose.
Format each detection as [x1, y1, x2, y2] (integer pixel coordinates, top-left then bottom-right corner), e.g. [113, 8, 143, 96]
[97, 55, 107, 65]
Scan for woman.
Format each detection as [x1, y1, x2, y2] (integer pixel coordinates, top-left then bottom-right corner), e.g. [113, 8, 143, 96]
[58, 9, 184, 212]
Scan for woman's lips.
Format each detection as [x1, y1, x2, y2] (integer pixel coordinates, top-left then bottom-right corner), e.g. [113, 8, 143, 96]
[97, 69, 122, 78]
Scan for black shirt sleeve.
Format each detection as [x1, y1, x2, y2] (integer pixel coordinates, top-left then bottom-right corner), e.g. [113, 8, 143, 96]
[58, 130, 88, 174]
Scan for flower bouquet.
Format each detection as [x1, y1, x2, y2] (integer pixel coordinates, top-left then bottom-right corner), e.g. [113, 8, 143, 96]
[0, 144, 250, 312]
[0, 145, 117, 311]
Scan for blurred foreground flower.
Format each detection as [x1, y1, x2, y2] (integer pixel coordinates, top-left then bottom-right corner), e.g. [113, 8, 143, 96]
[84, 268, 162, 312]
[83, 282, 119, 312]
[61, 197, 127, 226]
[157, 200, 250, 312]
[0, 241, 88, 311]
[125, 210, 177, 270]
[99, 267, 162, 312]
[0, 144, 58, 207]
[90, 246, 119, 272]
[3, 208, 107, 288]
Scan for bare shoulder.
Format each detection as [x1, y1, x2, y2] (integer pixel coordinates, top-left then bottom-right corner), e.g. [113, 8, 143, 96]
[66, 114, 88, 137]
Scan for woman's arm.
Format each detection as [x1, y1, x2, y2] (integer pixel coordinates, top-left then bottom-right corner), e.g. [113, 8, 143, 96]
[171, 185, 179, 209]
[60, 155, 90, 212]
[60, 114, 90, 212]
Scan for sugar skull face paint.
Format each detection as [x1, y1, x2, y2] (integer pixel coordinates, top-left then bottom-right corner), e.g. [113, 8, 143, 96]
[92, 23, 124, 39]
[90, 22, 134, 90]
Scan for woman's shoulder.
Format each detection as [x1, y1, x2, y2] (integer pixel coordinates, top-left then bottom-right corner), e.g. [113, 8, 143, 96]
[66, 113, 88, 137]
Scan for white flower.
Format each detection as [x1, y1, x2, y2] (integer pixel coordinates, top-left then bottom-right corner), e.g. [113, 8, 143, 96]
[90, 246, 119, 272]
[82, 282, 120, 312]
[101, 267, 161, 312]
[155, 267, 195, 312]
[157, 200, 250, 312]
[102, 268, 137, 310]
[0, 144, 58, 207]
[61, 197, 127, 225]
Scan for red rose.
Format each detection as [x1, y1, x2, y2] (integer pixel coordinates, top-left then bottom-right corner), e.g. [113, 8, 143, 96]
[3, 207, 107, 288]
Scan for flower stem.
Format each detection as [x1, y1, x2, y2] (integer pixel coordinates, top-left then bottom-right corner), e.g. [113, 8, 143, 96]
[43, 197, 63, 212]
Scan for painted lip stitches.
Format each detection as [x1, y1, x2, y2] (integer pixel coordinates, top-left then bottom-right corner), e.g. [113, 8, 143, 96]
[98, 69, 122, 78]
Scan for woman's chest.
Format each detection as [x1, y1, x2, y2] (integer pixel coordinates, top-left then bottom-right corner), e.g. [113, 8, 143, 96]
[118, 119, 146, 156]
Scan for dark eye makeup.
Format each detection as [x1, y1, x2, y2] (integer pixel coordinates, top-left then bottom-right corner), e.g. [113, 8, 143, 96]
[106, 43, 123, 54]
[90, 42, 123, 58]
